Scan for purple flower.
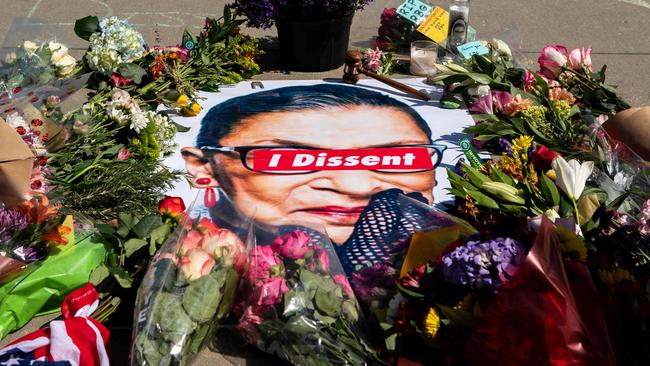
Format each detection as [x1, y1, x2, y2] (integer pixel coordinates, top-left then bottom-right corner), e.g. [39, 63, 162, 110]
[498, 138, 512, 156]
[0, 208, 29, 242]
[351, 263, 398, 303]
[442, 237, 525, 292]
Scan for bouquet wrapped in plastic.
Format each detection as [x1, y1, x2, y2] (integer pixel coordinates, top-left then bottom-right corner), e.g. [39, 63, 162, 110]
[131, 203, 250, 365]
[236, 227, 377, 365]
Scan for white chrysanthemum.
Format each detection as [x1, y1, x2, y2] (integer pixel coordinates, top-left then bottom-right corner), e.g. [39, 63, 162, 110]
[107, 106, 129, 126]
[130, 111, 148, 132]
[5, 112, 28, 129]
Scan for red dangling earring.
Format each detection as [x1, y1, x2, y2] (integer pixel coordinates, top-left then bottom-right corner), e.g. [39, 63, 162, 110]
[195, 177, 216, 208]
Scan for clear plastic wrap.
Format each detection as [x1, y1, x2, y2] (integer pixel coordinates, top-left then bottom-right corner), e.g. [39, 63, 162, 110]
[235, 224, 377, 365]
[130, 192, 251, 365]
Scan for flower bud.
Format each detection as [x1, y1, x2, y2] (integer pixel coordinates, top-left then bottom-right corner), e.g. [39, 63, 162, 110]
[481, 181, 525, 204]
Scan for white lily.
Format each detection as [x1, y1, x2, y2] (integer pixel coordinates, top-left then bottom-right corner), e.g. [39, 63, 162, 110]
[551, 156, 594, 201]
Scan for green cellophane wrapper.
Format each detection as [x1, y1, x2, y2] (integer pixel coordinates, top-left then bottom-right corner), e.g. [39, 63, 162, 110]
[0, 234, 107, 340]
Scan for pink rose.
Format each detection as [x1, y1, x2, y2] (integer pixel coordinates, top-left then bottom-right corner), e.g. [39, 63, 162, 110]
[179, 248, 215, 281]
[538, 45, 569, 79]
[237, 306, 263, 346]
[202, 228, 245, 267]
[568, 47, 592, 71]
[178, 230, 204, 255]
[307, 249, 331, 273]
[271, 231, 311, 259]
[248, 245, 281, 283]
[468, 94, 493, 114]
[380, 8, 398, 25]
[252, 277, 288, 306]
[334, 274, 355, 299]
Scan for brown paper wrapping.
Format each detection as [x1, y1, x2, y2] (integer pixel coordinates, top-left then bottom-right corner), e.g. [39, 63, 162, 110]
[603, 107, 650, 161]
[0, 117, 34, 207]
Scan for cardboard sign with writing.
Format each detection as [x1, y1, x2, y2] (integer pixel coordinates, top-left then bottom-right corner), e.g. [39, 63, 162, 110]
[397, 0, 433, 25]
[417, 6, 449, 44]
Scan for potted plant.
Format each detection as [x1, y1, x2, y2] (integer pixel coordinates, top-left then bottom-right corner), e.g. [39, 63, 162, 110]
[230, 0, 374, 72]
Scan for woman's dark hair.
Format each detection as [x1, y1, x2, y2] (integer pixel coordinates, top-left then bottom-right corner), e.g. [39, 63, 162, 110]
[196, 84, 432, 147]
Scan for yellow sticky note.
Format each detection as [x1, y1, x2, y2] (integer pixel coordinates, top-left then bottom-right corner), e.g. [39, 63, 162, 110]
[416, 6, 449, 44]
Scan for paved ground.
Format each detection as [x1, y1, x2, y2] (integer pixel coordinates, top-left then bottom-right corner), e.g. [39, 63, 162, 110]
[1, 0, 650, 364]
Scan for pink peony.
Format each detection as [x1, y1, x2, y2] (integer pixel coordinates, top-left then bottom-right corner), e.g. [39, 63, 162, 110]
[568, 47, 592, 71]
[538, 45, 569, 79]
[237, 306, 263, 346]
[334, 274, 355, 298]
[179, 248, 215, 281]
[271, 231, 311, 259]
[307, 249, 331, 273]
[178, 230, 204, 255]
[248, 245, 281, 283]
[380, 8, 398, 25]
[252, 277, 288, 306]
[469, 94, 493, 114]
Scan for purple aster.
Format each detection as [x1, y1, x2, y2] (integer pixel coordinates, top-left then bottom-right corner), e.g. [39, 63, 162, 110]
[0, 208, 29, 243]
[442, 237, 525, 292]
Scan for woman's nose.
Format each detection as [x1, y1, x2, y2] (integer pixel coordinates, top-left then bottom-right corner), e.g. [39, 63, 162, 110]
[310, 170, 387, 196]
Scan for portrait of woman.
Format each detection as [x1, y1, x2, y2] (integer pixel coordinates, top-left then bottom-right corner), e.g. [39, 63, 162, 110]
[181, 84, 446, 245]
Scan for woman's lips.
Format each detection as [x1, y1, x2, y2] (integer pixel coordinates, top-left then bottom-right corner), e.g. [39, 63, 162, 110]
[298, 206, 365, 225]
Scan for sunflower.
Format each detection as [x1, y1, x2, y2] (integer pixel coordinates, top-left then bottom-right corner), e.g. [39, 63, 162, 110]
[424, 307, 441, 338]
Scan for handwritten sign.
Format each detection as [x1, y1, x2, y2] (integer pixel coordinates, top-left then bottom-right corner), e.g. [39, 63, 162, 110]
[416, 6, 449, 44]
[397, 0, 433, 25]
[457, 41, 490, 59]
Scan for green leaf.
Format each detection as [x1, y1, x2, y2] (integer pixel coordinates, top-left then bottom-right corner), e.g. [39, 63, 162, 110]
[182, 273, 223, 323]
[385, 334, 397, 352]
[466, 189, 500, 209]
[540, 172, 560, 206]
[607, 192, 629, 210]
[89, 264, 110, 285]
[314, 288, 341, 317]
[74, 16, 99, 41]
[223, 6, 232, 22]
[463, 165, 491, 187]
[490, 168, 515, 186]
[173, 121, 190, 132]
[133, 214, 163, 239]
[396, 283, 425, 298]
[154, 292, 197, 344]
[108, 265, 133, 288]
[148, 224, 171, 255]
[118, 213, 136, 231]
[437, 305, 477, 328]
[216, 268, 240, 319]
[531, 72, 549, 98]
[467, 72, 492, 84]
[124, 238, 148, 257]
[118, 63, 147, 84]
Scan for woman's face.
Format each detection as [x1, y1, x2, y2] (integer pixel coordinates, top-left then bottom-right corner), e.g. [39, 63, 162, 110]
[190, 105, 435, 244]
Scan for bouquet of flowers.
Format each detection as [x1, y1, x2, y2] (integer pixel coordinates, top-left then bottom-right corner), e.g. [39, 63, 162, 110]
[131, 204, 248, 365]
[1, 40, 78, 91]
[372, 7, 425, 51]
[361, 48, 394, 75]
[236, 229, 377, 365]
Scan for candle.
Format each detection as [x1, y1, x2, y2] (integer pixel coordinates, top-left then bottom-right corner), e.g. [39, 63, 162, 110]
[410, 41, 438, 76]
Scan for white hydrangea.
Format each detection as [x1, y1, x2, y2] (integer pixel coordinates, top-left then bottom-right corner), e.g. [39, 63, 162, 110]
[86, 17, 146, 75]
[85, 45, 122, 75]
[145, 111, 178, 154]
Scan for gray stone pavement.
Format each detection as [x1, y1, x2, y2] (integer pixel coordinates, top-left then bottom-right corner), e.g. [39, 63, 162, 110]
[1, 0, 650, 364]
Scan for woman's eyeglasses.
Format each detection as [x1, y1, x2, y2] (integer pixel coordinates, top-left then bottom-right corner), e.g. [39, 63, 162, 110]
[196, 144, 447, 174]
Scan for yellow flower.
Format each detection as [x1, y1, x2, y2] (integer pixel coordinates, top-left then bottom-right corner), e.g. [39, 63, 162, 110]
[176, 94, 189, 107]
[181, 102, 202, 117]
[555, 227, 587, 262]
[546, 169, 556, 181]
[511, 135, 534, 152]
[424, 307, 441, 338]
[598, 267, 635, 287]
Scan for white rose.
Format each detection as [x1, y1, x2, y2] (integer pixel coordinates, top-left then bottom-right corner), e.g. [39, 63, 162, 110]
[490, 39, 512, 60]
[54, 54, 77, 77]
[468, 85, 491, 98]
[4, 51, 16, 64]
[22, 40, 39, 53]
[48, 41, 69, 63]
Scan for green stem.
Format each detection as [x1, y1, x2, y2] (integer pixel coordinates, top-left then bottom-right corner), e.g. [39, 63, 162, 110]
[572, 199, 581, 227]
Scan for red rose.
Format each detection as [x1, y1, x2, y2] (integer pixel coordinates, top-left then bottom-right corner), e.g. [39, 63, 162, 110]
[380, 8, 398, 25]
[31, 118, 43, 126]
[157, 196, 186, 218]
[31, 180, 42, 190]
[532, 145, 561, 171]
[378, 24, 396, 39]
[373, 37, 391, 51]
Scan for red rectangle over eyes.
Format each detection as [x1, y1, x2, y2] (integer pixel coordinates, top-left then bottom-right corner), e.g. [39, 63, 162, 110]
[253, 147, 434, 172]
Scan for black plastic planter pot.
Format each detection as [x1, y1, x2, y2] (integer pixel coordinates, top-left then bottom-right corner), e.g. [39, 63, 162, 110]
[275, 14, 354, 72]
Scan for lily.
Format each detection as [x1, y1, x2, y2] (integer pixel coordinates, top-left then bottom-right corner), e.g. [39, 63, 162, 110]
[551, 156, 594, 201]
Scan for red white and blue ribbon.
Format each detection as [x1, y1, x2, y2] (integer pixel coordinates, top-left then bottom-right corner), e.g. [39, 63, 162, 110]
[0, 283, 110, 366]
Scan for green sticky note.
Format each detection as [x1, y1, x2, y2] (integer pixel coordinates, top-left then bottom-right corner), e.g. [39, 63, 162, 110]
[458, 41, 490, 59]
[459, 138, 483, 169]
[397, 0, 433, 25]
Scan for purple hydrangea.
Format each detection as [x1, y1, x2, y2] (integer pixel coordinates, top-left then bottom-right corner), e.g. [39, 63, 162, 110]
[0, 208, 29, 243]
[442, 237, 525, 292]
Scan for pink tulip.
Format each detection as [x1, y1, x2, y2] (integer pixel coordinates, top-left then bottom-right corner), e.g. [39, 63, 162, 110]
[247, 245, 281, 283]
[538, 45, 569, 79]
[178, 230, 204, 255]
[568, 47, 592, 71]
[469, 94, 493, 114]
[271, 231, 311, 259]
[252, 277, 289, 306]
[179, 248, 215, 281]
[334, 274, 355, 299]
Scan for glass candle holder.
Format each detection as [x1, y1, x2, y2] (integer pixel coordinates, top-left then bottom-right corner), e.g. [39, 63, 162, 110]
[410, 40, 438, 76]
